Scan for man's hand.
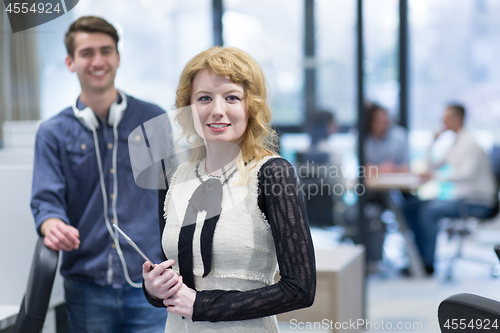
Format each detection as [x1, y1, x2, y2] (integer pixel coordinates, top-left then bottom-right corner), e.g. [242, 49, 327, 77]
[40, 218, 80, 251]
[434, 129, 445, 141]
[419, 171, 433, 182]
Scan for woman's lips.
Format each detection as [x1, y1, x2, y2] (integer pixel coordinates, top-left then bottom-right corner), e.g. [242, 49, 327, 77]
[208, 123, 230, 132]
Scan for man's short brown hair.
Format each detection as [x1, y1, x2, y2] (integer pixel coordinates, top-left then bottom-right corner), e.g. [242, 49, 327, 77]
[64, 16, 119, 58]
[447, 103, 466, 121]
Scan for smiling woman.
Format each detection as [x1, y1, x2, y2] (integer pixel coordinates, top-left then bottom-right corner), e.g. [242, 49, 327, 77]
[142, 47, 317, 332]
[191, 69, 248, 147]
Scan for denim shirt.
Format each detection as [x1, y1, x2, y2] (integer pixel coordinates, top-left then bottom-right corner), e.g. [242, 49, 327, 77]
[31, 95, 175, 287]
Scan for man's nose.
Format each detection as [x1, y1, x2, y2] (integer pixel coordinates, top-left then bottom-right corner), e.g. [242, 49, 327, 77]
[91, 53, 105, 67]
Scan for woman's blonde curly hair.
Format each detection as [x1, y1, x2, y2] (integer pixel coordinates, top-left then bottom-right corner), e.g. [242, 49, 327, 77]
[174, 46, 279, 179]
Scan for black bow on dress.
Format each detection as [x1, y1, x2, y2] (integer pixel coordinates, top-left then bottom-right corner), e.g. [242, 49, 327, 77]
[177, 179, 223, 290]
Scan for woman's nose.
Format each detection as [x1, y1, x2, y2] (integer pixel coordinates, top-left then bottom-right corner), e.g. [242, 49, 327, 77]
[211, 97, 225, 118]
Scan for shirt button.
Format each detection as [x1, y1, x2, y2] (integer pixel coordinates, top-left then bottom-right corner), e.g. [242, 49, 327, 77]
[135, 135, 141, 142]
[110, 193, 114, 200]
[110, 168, 115, 174]
[111, 218, 115, 224]
[81, 143, 87, 150]
[108, 143, 113, 149]
[111, 243, 116, 249]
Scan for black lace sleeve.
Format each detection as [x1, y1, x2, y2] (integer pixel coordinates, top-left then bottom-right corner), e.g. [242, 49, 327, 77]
[192, 157, 316, 322]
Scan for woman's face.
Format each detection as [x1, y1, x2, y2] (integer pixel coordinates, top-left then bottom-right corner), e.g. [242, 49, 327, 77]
[191, 69, 249, 146]
[371, 108, 390, 138]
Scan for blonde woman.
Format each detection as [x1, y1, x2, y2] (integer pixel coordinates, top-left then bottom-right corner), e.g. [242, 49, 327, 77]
[142, 47, 316, 332]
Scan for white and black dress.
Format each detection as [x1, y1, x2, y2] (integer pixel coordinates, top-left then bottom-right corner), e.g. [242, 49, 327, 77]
[145, 156, 316, 332]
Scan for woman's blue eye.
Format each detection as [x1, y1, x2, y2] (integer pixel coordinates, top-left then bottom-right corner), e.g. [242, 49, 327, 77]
[198, 96, 211, 101]
[227, 95, 241, 101]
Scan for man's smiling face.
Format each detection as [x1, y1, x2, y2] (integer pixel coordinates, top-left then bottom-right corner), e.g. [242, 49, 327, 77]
[66, 32, 120, 95]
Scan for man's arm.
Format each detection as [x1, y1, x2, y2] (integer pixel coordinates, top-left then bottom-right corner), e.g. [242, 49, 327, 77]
[41, 218, 80, 251]
[31, 123, 79, 251]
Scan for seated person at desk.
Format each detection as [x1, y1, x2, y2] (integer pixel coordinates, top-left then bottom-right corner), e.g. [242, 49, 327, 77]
[364, 103, 409, 175]
[361, 103, 410, 263]
[403, 104, 496, 275]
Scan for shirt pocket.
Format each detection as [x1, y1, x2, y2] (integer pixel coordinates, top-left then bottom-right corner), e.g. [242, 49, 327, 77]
[65, 139, 97, 175]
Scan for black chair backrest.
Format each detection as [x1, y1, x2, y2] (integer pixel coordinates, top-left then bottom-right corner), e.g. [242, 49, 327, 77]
[439, 293, 500, 332]
[489, 146, 500, 217]
[14, 237, 59, 333]
[295, 151, 334, 227]
[490, 146, 500, 183]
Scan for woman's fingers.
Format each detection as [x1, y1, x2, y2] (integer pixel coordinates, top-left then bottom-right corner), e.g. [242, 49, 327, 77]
[143, 260, 182, 300]
[163, 276, 183, 299]
[149, 259, 175, 277]
[163, 282, 196, 320]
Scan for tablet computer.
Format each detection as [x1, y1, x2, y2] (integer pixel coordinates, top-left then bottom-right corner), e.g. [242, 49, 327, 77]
[113, 224, 155, 268]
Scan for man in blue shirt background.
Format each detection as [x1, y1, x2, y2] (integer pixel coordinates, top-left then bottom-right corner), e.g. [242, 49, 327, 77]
[31, 16, 175, 332]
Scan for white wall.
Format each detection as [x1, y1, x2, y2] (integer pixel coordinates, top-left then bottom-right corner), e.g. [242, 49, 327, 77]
[0, 153, 64, 329]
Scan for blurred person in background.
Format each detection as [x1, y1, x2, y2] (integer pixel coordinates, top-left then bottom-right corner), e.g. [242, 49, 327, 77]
[364, 103, 409, 175]
[360, 103, 410, 265]
[403, 104, 496, 275]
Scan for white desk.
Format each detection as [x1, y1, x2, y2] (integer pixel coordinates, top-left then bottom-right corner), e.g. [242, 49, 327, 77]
[0, 161, 65, 332]
[277, 246, 365, 333]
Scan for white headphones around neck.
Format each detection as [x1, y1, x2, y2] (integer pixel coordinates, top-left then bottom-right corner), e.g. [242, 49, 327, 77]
[73, 90, 128, 131]
[71, 89, 141, 288]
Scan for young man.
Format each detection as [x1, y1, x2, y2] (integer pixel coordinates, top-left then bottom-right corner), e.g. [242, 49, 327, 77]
[31, 16, 174, 332]
[404, 104, 496, 275]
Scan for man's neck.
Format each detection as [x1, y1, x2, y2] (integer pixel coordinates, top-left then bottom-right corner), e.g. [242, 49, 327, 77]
[80, 88, 118, 119]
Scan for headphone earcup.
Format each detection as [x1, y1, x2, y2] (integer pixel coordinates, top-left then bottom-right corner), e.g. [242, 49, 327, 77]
[74, 107, 99, 131]
[108, 91, 127, 127]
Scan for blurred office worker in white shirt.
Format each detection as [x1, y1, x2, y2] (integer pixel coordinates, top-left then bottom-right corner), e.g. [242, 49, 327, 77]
[403, 104, 496, 275]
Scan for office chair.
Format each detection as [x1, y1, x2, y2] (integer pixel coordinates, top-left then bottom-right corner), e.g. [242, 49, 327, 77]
[442, 146, 500, 279]
[13, 237, 59, 333]
[438, 293, 500, 332]
[295, 151, 335, 228]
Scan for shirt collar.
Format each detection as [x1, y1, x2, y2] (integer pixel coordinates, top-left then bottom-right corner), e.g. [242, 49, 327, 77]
[75, 92, 122, 111]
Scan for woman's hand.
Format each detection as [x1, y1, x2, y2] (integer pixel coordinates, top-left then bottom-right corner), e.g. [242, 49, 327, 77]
[163, 282, 196, 320]
[142, 259, 182, 300]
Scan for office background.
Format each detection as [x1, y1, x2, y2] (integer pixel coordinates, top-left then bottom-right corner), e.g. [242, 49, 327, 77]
[1, 1, 500, 332]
